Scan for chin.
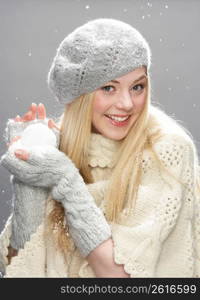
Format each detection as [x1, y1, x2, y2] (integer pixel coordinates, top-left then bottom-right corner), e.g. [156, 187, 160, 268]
[101, 129, 129, 141]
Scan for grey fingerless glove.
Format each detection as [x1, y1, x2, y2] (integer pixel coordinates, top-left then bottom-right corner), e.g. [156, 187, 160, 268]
[2, 119, 59, 250]
[51, 175, 111, 257]
[9, 176, 49, 250]
[1, 143, 111, 258]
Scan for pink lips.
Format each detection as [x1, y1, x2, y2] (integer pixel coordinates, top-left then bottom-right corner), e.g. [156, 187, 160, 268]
[105, 115, 131, 127]
[106, 114, 131, 117]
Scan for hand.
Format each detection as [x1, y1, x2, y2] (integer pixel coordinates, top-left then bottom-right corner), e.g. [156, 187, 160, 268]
[5, 103, 60, 147]
[12, 102, 59, 130]
[7, 103, 60, 160]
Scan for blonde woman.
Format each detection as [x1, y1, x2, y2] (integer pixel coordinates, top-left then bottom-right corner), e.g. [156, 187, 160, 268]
[0, 18, 200, 278]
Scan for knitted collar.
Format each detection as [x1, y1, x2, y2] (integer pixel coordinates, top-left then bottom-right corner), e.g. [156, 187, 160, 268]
[88, 133, 122, 168]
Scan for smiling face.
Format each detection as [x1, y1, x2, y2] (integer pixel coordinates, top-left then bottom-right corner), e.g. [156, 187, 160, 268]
[91, 66, 148, 140]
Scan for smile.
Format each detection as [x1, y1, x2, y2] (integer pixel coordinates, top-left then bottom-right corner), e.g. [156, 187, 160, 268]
[104, 114, 131, 127]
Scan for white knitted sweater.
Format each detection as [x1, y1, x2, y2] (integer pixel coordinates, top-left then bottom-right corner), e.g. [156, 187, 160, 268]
[0, 130, 200, 277]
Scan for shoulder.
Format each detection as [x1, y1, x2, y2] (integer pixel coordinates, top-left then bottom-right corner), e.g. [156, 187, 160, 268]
[153, 130, 198, 156]
[153, 132, 193, 153]
[148, 106, 199, 166]
[151, 132, 198, 172]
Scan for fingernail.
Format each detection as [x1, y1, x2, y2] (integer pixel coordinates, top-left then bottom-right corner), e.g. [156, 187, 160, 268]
[39, 103, 43, 106]
[32, 102, 36, 106]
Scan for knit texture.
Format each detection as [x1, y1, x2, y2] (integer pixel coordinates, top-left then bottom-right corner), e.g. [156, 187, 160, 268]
[52, 176, 111, 257]
[9, 177, 49, 250]
[0, 214, 12, 277]
[1, 120, 60, 251]
[47, 18, 151, 104]
[1, 120, 58, 251]
[0, 130, 200, 277]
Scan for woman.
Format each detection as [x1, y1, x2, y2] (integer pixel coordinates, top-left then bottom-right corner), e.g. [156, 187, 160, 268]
[0, 18, 200, 278]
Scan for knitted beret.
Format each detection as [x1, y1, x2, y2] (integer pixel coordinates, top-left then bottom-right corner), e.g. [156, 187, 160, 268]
[47, 18, 151, 104]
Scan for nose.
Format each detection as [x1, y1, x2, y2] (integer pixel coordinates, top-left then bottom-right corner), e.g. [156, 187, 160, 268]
[115, 92, 134, 111]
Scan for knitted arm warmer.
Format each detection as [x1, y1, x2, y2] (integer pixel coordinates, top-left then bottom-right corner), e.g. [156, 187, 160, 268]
[9, 176, 49, 250]
[2, 119, 57, 250]
[51, 174, 111, 258]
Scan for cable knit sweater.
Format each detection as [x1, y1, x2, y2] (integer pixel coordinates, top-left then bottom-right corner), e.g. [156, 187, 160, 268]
[0, 131, 200, 278]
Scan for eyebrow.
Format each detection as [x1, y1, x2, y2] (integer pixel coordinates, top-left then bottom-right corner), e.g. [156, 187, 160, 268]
[109, 74, 147, 84]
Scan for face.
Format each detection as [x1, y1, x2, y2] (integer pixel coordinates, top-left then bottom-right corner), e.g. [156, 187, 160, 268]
[91, 66, 148, 140]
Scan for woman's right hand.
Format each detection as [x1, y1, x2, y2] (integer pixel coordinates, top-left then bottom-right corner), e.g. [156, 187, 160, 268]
[6, 103, 60, 148]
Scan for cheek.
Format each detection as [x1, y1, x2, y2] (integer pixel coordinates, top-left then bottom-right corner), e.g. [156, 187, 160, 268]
[135, 95, 146, 111]
[92, 95, 109, 115]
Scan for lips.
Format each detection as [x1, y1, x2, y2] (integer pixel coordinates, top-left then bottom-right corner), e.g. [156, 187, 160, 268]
[104, 114, 131, 127]
[106, 114, 131, 117]
[105, 114, 130, 121]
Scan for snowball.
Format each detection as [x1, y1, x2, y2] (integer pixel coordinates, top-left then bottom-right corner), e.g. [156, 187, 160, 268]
[9, 123, 57, 153]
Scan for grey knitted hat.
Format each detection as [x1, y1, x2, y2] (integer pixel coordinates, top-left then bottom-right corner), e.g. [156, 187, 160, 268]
[47, 18, 151, 104]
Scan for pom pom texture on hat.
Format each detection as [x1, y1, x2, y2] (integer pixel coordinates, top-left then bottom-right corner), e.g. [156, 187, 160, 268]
[47, 18, 151, 104]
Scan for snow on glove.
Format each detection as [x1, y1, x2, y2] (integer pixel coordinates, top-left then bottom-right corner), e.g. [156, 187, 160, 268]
[1, 143, 111, 257]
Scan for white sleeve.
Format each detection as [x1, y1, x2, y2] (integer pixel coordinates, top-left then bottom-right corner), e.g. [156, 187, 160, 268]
[193, 165, 200, 277]
[0, 214, 12, 277]
[4, 220, 47, 278]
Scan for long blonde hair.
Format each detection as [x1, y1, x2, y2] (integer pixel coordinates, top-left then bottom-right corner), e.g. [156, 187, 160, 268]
[45, 75, 200, 256]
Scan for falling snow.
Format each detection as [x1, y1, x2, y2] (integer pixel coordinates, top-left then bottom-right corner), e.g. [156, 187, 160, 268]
[85, 5, 90, 9]
[165, 4, 169, 9]
[147, 2, 153, 8]
[123, 8, 127, 12]
[28, 52, 32, 57]
[142, 15, 145, 19]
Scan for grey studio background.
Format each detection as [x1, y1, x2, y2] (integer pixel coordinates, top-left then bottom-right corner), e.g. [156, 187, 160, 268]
[0, 0, 200, 233]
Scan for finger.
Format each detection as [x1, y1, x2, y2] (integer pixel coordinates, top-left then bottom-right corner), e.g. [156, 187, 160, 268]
[14, 149, 29, 161]
[21, 111, 32, 122]
[7, 136, 21, 148]
[29, 103, 37, 120]
[48, 119, 60, 131]
[14, 115, 22, 122]
[37, 103, 46, 120]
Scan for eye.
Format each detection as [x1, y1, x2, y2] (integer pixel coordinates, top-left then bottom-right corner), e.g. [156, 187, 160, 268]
[101, 85, 114, 93]
[132, 84, 144, 91]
